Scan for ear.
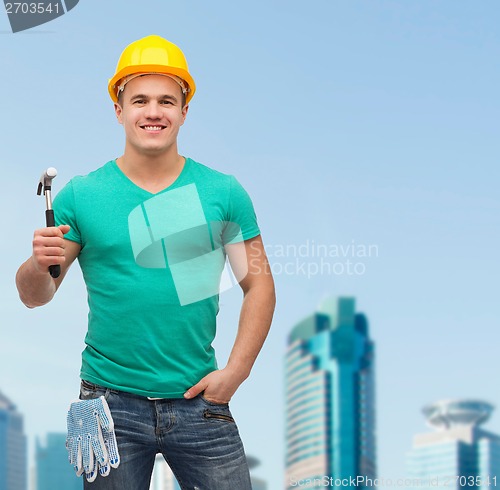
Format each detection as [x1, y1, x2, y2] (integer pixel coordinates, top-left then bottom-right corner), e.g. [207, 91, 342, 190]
[114, 102, 123, 124]
[180, 104, 189, 126]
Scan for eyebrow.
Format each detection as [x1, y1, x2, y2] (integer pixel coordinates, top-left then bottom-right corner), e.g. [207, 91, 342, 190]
[129, 94, 179, 103]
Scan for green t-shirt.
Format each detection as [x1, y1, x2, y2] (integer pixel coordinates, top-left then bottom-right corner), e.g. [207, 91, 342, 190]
[54, 158, 260, 398]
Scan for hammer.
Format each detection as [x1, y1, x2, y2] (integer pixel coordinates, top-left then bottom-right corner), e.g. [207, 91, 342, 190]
[37, 168, 60, 278]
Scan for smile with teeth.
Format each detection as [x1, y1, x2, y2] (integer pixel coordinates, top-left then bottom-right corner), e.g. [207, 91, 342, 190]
[141, 125, 166, 131]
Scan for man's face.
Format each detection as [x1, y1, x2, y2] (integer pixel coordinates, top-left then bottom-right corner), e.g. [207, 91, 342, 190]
[114, 74, 188, 157]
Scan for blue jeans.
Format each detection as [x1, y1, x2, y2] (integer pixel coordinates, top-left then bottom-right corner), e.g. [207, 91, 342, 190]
[78, 380, 252, 490]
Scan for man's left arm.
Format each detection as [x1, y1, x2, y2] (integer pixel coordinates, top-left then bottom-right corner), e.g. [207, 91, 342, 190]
[184, 234, 276, 403]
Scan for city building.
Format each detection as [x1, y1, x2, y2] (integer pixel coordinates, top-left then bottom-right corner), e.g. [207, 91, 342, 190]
[284, 296, 377, 489]
[150, 455, 180, 490]
[35, 433, 82, 490]
[0, 391, 27, 490]
[406, 399, 500, 488]
[149, 454, 266, 489]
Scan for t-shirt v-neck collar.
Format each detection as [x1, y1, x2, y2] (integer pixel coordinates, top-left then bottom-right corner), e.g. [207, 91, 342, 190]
[110, 157, 192, 197]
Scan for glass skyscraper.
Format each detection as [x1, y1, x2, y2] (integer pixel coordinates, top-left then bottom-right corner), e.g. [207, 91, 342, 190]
[36, 433, 82, 490]
[406, 399, 500, 489]
[284, 296, 376, 489]
[150, 454, 266, 490]
[0, 391, 27, 490]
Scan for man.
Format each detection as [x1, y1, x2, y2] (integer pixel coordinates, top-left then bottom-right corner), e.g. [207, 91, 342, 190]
[15, 35, 275, 489]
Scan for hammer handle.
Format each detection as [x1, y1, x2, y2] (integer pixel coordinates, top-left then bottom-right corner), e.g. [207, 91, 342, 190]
[45, 209, 61, 278]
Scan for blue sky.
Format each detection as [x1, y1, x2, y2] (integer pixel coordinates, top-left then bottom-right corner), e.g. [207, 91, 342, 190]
[1, 0, 499, 487]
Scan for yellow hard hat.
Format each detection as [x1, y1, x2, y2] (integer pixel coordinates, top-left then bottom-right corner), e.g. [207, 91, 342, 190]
[108, 35, 196, 104]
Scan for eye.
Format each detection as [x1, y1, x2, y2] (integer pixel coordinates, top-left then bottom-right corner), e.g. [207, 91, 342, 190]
[133, 99, 146, 105]
[160, 100, 173, 105]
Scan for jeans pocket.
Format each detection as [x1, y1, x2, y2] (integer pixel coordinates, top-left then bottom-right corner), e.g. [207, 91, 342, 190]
[199, 393, 230, 407]
[199, 395, 235, 423]
[202, 408, 235, 423]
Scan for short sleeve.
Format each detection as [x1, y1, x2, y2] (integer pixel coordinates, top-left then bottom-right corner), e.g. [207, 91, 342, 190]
[53, 180, 82, 245]
[222, 175, 260, 245]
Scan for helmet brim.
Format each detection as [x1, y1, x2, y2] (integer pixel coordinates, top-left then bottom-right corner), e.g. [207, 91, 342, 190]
[108, 64, 196, 104]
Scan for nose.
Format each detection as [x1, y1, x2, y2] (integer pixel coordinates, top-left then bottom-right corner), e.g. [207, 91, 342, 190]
[145, 101, 162, 119]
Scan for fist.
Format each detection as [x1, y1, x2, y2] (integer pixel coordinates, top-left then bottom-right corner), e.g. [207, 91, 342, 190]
[32, 225, 71, 274]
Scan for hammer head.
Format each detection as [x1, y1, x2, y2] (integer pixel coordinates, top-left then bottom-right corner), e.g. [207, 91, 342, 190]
[37, 167, 58, 195]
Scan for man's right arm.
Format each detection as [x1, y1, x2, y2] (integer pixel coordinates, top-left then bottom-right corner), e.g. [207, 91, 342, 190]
[16, 224, 81, 308]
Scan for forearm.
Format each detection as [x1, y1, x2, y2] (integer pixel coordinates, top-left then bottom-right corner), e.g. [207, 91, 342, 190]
[184, 236, 276, 403]
[225, 280, 276, 382]
[15, 257, 56, 308]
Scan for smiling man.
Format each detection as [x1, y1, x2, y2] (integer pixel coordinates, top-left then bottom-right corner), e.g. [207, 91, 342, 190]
[117, 74, 188, 166]
[15, 35, 275, 489]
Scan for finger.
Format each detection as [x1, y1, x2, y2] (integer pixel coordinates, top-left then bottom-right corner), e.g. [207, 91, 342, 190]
[85, 446, 98, 483]
[97, 396, 114, 432]
[33, 239, 67, 258]
[33, 236, 67, 248]
[76, 438, 84, 477]
[82, 433, 94, 476]
[104, 430, 120, 468]
[92, 436, 109, 466]
[93, 416, 109, 466]
[99, 461, 111, 477]
[184, 379, 208, 399]
[34, 226, 67, 238]
[65, 437, 72, 461]
[67, 439, 79, 472]
[33, 247, 66, 259]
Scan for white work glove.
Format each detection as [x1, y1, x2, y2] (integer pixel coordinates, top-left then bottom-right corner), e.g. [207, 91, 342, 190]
[66, 396, 120, 482]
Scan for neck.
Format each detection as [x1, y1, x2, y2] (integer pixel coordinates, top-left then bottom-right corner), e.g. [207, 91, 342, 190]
[117, 146, 186, 193]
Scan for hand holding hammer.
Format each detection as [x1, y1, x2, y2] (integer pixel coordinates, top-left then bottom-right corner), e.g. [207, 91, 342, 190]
[37, 167, 61, 278]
